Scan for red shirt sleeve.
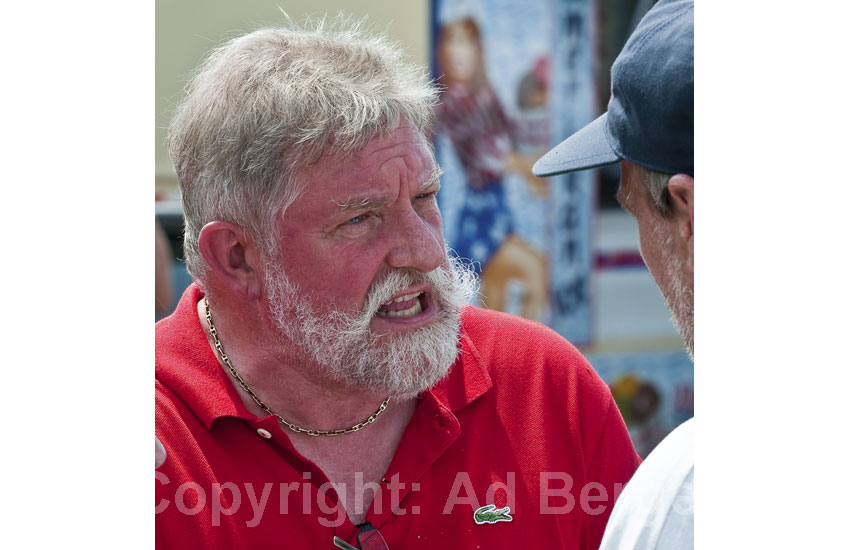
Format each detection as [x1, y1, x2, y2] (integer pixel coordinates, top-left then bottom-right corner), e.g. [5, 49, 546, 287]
[580, 390, 642, 549]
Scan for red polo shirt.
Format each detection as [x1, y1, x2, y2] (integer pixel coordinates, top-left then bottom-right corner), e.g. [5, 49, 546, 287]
[156, 285, 639, 549]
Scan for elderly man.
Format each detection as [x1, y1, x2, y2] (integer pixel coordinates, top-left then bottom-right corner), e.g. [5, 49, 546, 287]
[155, 19, 640, 549]
[534, 0, 694, 548]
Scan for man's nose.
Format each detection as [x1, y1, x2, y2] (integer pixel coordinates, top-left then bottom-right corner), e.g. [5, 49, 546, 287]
[384, 207, 444, 273]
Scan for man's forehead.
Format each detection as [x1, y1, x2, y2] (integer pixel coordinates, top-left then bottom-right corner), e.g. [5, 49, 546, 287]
[320, 127, 433, 177]
[288, 129, 439, 213]
[331, 164, 442, 211]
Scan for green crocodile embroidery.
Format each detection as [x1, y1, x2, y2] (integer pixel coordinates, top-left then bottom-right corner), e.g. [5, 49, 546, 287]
[473, 504, 513, 524]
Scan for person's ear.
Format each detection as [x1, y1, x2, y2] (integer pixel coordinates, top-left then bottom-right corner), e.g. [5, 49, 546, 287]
[668, 174, 694, 272]
[197, 221, 263, 299]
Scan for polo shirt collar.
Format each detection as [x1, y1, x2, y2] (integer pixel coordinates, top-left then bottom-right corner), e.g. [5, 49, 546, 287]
[428, 314, 493, 413]
[156, 284, 258, 430]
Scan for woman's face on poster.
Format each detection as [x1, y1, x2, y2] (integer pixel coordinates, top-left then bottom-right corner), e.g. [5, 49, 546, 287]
[443, 22, 479, 83]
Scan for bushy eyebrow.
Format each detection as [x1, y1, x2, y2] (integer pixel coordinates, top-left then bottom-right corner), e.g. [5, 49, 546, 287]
[420, 166, 443, 193]
[332, 166, 443, 212]
[333, 196, 387, 212]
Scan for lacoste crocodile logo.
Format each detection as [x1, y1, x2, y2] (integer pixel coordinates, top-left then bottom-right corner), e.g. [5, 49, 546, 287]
[473, 504, 513, 524]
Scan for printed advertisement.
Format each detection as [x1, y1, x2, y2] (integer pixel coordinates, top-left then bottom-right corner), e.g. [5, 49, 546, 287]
[432, 0, 597, 344]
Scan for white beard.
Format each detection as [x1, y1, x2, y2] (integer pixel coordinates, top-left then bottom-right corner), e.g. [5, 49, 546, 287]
[264, 257, 479, 398]
[654, 228, 695, 361]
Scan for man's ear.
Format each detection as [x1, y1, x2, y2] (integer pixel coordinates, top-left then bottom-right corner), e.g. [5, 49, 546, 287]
[668, 174, 694, 272]
[197, 221, 263, 299]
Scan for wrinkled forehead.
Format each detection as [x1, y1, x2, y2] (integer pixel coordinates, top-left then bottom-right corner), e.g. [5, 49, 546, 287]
[316, 125, 436, 182]
[279, 125, 439, 223]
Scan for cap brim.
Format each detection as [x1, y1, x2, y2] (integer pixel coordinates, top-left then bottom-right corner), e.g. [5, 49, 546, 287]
[532, 113, 621, 177]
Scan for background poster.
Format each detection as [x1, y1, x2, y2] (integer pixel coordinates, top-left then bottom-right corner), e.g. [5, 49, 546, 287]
[432, 0, 596, 345]
[587, 350, 695, 458]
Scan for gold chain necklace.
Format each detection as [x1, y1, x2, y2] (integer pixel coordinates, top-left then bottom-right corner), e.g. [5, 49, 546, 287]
[203, 297, 390, 437]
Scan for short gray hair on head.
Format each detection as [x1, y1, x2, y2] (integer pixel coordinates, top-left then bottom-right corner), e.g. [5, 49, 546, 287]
[168, 15, 439, 284]
[644, 169, 674, 217]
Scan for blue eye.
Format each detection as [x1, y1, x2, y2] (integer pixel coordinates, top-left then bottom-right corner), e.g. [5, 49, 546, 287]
[346, 214, 367, 225]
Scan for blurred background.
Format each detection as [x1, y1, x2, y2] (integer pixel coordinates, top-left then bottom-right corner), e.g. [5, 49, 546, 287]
[155, 0, 692, 457]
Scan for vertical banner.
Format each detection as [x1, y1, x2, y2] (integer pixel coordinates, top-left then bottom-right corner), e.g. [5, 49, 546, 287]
[548, 0, 596, 344]
[432, 0, 596, 344]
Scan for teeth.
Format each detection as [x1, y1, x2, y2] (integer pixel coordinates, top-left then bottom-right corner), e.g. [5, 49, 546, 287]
[392, 292, 420, 303]
[378, 291, 424, 318]
[385, 300, 423, 318]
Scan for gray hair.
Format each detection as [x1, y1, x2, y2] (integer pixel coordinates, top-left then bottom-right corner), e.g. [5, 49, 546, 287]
[168, 16, 439, 283]
[644, 169, 674, 216]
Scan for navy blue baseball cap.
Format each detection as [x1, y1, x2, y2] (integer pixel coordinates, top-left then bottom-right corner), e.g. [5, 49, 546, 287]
[533, 0, 693, 178]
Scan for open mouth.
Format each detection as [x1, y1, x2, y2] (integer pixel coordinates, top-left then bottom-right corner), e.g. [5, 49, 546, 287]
[376, 291, 427, 318]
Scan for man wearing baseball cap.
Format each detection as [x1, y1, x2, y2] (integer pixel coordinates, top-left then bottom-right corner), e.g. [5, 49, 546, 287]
[533, 0, 694, 547]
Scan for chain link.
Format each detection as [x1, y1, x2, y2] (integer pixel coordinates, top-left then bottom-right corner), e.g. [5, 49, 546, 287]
[204, 297, 390, 437]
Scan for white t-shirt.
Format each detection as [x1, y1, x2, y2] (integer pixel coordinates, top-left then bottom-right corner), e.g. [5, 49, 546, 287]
[599, 418, 694, 549]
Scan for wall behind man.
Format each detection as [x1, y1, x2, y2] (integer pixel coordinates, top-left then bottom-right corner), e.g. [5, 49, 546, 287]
[155, 0, 430, 193]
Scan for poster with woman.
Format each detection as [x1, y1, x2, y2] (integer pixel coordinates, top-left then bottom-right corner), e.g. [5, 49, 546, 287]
[432, 0, 597, 344]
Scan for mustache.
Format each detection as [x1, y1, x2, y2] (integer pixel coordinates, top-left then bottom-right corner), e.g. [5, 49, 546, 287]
[267, 256, 478, 340]
[326, 260, 475, 339]
[314, 267, 443, 346]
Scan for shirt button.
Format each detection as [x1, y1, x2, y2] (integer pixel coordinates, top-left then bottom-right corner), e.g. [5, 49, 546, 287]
[256, 428, 272, 439]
